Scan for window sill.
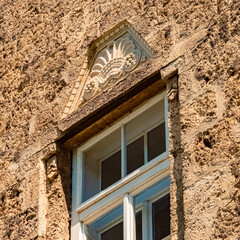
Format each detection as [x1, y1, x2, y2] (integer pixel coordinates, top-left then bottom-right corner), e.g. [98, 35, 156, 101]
[77, 151, 170, 224]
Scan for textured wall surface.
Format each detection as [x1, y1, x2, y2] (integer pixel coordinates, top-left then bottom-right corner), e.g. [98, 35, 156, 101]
[0, 0, 239, 239]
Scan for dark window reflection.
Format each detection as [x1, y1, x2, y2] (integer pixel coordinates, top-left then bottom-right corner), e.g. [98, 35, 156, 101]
[148, 123, 166, 162]
[101, 222, 123, 240]
[152, 194, 170, 240]
[127, 136, 144, 174]
[101, 151, 121, 190]
[136, 211, 142, 240]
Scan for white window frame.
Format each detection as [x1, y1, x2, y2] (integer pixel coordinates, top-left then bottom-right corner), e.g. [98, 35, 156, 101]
[71, 90, 170, 240]
[94, 177, 170, 240]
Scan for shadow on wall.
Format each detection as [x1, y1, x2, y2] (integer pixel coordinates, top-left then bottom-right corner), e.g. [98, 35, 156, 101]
[45, 144, 72, 239]
[168, 75, 185, 239]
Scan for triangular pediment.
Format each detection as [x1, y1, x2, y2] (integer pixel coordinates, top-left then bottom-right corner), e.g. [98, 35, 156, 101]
[62, 20, 153, 119]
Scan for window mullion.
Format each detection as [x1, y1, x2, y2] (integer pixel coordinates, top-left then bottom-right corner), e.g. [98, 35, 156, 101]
[79, 222, 87, 240]
[71, 149, 82, 239]
[124, 194, 136, 240]
[121, 124, 127, 177]
[142, 201, 153, 240]
[164, 95, 169, 154]
[77, 149, 83, 206]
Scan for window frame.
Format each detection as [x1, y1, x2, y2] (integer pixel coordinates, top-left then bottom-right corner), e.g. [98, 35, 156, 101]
[71, 90, 170, 240]
[96, 179, 170, 240]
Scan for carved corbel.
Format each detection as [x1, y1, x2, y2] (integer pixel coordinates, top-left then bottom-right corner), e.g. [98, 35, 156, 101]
[160, 56, 184, 102]
[168, 82, 178, 101]
[46, 156, 58, 181]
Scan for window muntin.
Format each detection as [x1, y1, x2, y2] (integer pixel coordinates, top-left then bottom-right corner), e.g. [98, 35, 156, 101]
[71, 91, 170, 240]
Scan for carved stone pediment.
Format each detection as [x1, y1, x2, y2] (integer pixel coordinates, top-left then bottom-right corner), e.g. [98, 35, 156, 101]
[83, 35, 145, 101]
[62, 20, 153, 119]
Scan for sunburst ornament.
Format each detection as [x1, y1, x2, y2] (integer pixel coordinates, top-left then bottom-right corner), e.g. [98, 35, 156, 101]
[62, 20, 154, 119]
[82, 37, 143, 101]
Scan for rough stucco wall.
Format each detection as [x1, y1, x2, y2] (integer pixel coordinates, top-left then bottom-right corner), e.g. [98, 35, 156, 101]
[0, 0, 239, 239]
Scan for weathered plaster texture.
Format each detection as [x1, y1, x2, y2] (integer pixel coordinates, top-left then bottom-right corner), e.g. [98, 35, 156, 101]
[0, 0, 239, 239]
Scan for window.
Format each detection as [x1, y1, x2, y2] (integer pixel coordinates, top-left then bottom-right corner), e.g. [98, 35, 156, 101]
[71, 91, 170, 240]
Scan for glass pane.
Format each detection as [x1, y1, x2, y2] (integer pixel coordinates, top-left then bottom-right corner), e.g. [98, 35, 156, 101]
[101, 222, 123, 240]
[101, 150, 121, 190]
[125, 99, 165, 144]
[92, 204, 123, 239]
[148, 122, 166, 162]
[152, 194, 170, 240]
[83, 127, 121, 202]
[136, 211, 142, 240]
[127, 136, 144, 174]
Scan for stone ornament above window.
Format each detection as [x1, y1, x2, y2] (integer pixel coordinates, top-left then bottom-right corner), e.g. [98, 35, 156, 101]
[62, 20, 153, 119]
[83, 36, 144, 101]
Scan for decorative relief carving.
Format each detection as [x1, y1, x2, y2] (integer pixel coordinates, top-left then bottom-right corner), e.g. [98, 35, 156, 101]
[62, 20, 153, 119]
[82, 37, 144, 101]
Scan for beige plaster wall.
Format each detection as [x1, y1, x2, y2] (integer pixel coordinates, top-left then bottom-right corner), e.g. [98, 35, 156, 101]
[0, 0, 239, 239]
